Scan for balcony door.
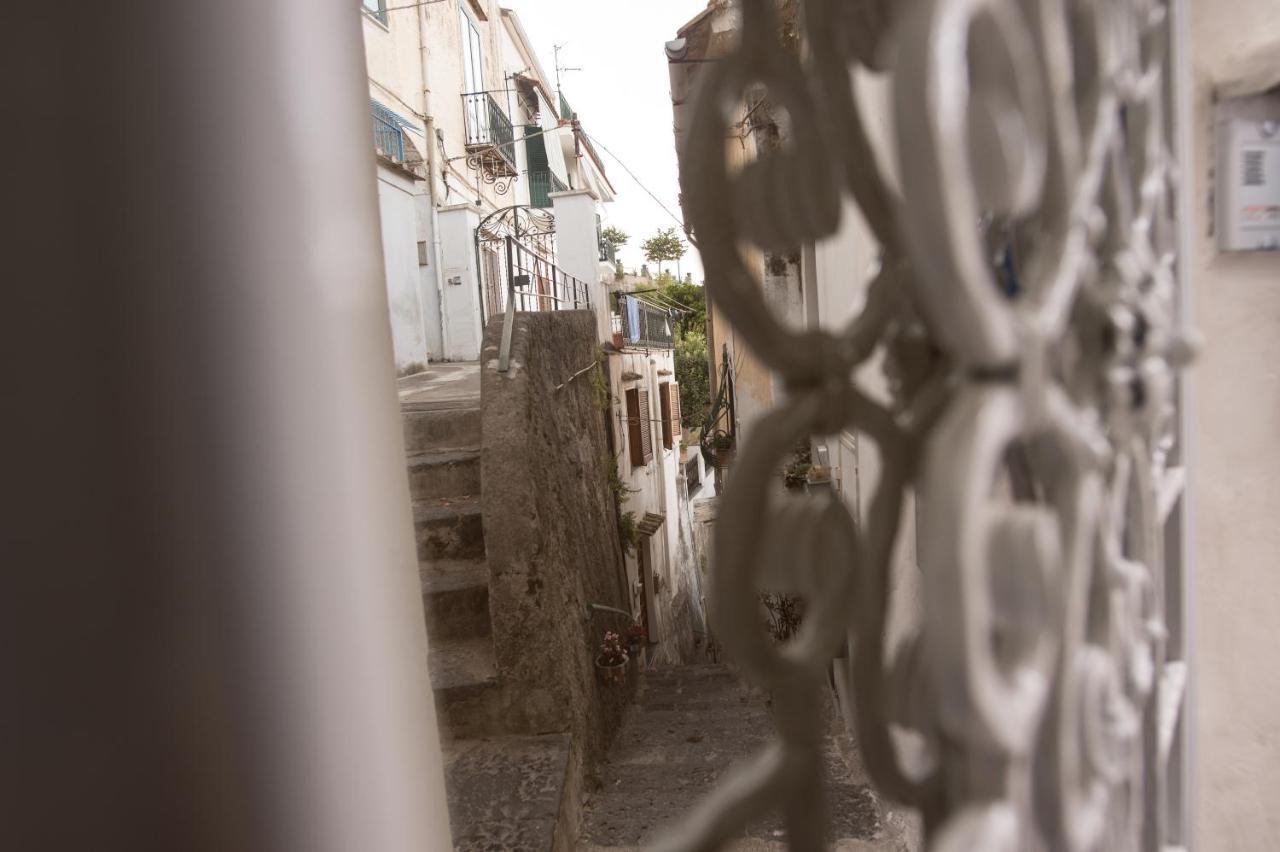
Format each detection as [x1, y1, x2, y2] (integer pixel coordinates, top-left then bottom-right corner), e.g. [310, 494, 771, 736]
[459, 9, 485, 139]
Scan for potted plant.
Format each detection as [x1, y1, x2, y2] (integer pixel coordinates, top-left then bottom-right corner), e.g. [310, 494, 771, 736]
[783, 443, 812, 490]
[711, 431, 735, 467]
[596, 630, 629, 685]
[624, 623, 648, 657]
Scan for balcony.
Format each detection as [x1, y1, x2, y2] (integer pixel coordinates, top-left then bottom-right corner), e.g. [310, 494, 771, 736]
[528, 169, 567, 208]
[371, 101, 405, 163]
[615, 294, 674, 350]
[462, 91, 517, 177]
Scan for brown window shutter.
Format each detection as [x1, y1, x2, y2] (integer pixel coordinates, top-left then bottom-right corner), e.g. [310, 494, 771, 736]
[659, 382, 673, 449]
[670, 382, 681, 444]
[638, 389, 653, 465]
[626, 388, 644, 468]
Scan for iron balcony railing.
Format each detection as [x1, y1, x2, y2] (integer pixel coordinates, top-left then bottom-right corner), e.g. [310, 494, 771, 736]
[371, 102, 404, 162]
[462, 91, 516, 173]
[527, 169, 567, 208]
[615, 294, 675, 350]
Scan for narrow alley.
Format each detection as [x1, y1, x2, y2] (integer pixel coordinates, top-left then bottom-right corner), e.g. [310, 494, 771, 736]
[578, 664, 915, 851]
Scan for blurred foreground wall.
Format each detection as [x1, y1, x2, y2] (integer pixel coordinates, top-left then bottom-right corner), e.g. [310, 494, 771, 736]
[4, 2, 451, 849]
[1189, 0, 1280, 846]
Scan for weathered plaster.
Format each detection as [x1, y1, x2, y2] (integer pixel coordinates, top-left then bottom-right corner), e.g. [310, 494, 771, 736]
[479, 311, 635, 831]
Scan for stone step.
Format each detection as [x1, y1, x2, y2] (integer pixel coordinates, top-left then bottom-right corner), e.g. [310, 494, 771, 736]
[414, 497, 485, 562]
[402, 406, 481, 455]
[420, 560, 491, 641]
[443, 733, 573, 852]
[408, 448, 481, 501]
[428, 636, 504, 741]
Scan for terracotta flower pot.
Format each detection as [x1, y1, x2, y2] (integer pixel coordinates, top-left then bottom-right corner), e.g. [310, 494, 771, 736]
[596, 654, 629, 686]
[611, 331, 625, 348]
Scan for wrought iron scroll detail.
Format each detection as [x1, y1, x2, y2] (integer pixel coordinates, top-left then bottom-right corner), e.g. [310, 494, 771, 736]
[662, 0, 1196, 849]
[464, 151, 516, 195]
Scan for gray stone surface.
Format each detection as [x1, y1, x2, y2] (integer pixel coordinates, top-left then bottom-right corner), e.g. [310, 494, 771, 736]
[398, 361, 481, 409]
[408, 448, 482, 501]
[414, 496, 486, 562]
[480, 312, 636, 765]
[579, 664, 907, 850]
[421, 561, 491, 639]
[443, 733, 573, 852]
[403, 406, 482, 454]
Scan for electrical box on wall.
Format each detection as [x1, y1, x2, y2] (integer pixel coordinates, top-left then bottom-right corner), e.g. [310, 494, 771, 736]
[1216, 91, 1280, 251]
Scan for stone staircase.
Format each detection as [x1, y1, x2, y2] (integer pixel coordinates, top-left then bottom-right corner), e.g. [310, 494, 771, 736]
[403, 400, 574, 851]
[578, 663, 909, 851]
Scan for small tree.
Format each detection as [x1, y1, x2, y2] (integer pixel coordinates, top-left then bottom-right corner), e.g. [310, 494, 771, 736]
[640, 227, 687, 277]
[600, 226, 629, 260]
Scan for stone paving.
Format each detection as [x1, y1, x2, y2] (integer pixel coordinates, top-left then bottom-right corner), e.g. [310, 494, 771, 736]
[399, 361, 481, 409]
[577, 664, 917, 851]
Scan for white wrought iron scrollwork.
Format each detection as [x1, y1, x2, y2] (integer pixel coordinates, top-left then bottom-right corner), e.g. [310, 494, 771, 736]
[464, 151, 517, 195]
[661, 0, 1195, 849]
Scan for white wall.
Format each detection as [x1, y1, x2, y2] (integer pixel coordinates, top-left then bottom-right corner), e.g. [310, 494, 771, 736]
[607, 346, 704, 663]
[437, 204, 484, 361]
[1189, 1, 1280, 845]
[377, 166, 430, 371]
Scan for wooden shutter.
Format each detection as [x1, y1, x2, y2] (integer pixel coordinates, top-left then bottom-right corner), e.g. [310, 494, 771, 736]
[638, 389, 653, 465]
[659, 382, 673, 449]
[669, 382, 681, 445]
[626, 388, 644, 468]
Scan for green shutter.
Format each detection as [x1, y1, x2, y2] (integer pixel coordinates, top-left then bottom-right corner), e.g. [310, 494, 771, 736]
[526, 125, 552, 208]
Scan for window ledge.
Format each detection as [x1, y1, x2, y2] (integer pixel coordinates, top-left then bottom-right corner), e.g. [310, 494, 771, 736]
[361, 10, 390, 31]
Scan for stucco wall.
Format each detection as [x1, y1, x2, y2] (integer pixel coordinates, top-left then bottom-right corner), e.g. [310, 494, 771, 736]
[479, 310, 634, 779]
[376, 166, 430, 371]
[605, 346, 707, 665]
[1189, 1, 1280, 845]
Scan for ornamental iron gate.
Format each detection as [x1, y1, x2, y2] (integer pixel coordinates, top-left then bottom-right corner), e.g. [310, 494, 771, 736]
[661, 0, 1196, 850]
[475, 205, 590, 325]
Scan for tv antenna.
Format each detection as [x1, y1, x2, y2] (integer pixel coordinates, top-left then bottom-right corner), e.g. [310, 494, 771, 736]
[553, 43, 581, 114]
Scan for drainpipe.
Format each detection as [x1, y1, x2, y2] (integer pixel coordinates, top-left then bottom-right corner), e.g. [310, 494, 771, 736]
[418, 3, 449, 360]
[650, 355, 671, 624]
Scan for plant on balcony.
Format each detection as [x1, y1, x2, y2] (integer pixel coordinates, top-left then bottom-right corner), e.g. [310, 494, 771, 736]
[601, 226, 629, 256]
[624, 623, 648, 656]
[783, 443, 813, 490]
[596, 630, 629, 685]
[760, 592, 804, 643]
[618, 510, 639, 557]
[711, 430, 735, 468]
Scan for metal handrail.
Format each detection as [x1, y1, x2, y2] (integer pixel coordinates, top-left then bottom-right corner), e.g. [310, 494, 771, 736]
[496, 235, 593, 372]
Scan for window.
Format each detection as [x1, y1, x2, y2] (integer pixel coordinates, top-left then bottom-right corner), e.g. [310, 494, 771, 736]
[459, 9, 483, 94]
[362, 0, 387, 27]
[459, 7, 485, 139]
[659, 382, 672, 449]
[625, 388, 653, 469]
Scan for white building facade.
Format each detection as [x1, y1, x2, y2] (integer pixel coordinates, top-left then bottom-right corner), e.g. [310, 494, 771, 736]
[361, 0, 614, 370]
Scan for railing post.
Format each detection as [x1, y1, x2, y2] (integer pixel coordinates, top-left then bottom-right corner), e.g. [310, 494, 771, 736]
[498, 235, 517, 372]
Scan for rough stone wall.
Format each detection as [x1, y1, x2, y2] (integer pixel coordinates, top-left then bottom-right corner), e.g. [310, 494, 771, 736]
[479, 311, 635, 782]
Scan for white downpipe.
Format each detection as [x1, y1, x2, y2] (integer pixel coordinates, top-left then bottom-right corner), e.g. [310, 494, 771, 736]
[418, 4, 449, 361]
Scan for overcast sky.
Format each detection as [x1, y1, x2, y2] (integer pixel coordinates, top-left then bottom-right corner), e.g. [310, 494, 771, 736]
[503, 0, 708, 282]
